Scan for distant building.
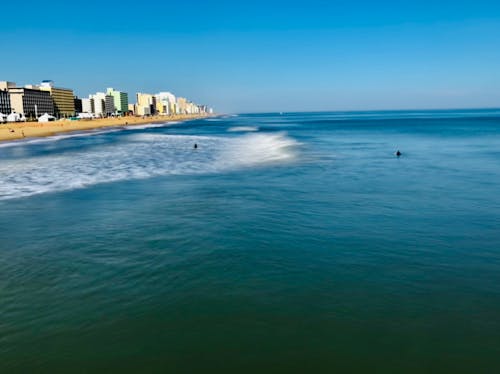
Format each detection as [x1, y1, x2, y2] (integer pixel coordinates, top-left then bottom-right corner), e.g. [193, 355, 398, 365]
[185, 101, 200, 114]
[81, 98, 94, 114]
[136, 93, 156, 116]
[155, 92, 176, 115]
[0, 82, 15, 115]
[90, 93, 106, 116]
[104, 95, 115, 115]
[88, 92, 114, 116]
[0, 90, 11, 115]
[0, 81, 16, 91]
[9, 87, 54, 119]
[198, 105, 209, 114]
[38, 81, 75, 118]
[177, 97, 187, 114]
[106, 88, 128, 115]
[74, 96, 82, 114]
[128, 103, 135, 115]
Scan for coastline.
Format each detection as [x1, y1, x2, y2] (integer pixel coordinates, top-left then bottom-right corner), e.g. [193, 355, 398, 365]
[0, 114, 209, 143]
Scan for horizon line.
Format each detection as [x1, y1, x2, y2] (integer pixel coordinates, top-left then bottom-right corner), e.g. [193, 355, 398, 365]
[230, 106, 500, 115]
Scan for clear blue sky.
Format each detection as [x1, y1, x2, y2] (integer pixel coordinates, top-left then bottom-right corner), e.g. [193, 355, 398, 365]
[2, 0, 500, 113]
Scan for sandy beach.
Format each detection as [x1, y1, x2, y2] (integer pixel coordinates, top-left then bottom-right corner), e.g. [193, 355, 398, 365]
[0, 114, 209, 142]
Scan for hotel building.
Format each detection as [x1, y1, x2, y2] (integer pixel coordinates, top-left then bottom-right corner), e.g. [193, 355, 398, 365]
[81, 98, 94, 114]
[90, 93, 106, 116]
[0, 82, 15, 115]
[38, 81, 75, 118]
[155, 92, 176, 115]
[136, 93, 156, 116]
[9, 87, 54, 119]
[104, 95, 115, 115]
[0, 91, 11, 115]
[74, 96, 83, 113]
[89, 92, 114, 116]
[176, 97, 187, 114]
[106, 88, 128, 115]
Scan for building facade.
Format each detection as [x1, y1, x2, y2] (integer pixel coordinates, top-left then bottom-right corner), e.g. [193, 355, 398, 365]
[81, 98, 94, 114]
[38, 81, 75, 118]
[177, 97, 187, 114]
[0, 81, 16, 91]
[90, 93, 106, 116]
[155, 92, 176, 115]
[9, 88, 54, 119]
[106, 88, 128, 114]
[74, 97, 82, 114]
[0, 90, 11, 115]
[104, 95, 115, 115]
[136, 93, 156, 116]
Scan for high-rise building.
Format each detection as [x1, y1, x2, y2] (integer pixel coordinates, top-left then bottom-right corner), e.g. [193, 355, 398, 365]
[104, 95, 115, 115]
[74, 96, 82, 114]
[9, 87, 54, 119]
[90, 93, 106, 116]
[89, 92, 114, 116]
[0, 81, 15, 115]
[81, 98, 94, 114]
[155, 92, 176, 115]
[106, 88, 128, 114]
[38, 81, 75, 118]
[136, 93, 156, 116]
[0, 90, 11, 115]
[177, 97, 187, 114]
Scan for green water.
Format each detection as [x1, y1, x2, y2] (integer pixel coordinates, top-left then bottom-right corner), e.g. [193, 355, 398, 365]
[1, 111, 500, 372]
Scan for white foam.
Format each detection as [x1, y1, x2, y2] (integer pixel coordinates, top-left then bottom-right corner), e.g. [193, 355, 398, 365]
[227, 126, 259, 132]
[0, 132, 299, 200]
[123, 121, 180, 130]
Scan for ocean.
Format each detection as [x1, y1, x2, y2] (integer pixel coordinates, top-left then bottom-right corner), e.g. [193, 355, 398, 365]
[1, 110, 500, 372]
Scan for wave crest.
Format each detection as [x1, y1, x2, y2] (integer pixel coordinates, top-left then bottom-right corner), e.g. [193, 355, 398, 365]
[227, 126, 259, 132]
[0, 132, 298, 200]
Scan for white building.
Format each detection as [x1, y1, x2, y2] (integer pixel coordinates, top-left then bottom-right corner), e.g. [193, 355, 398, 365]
[90, 92, 106, 116]
[81, 98, 94, 114]
[155, 91, 176, 115]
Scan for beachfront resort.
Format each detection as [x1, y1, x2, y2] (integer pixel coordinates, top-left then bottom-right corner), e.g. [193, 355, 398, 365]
[0, 80, 213, 123]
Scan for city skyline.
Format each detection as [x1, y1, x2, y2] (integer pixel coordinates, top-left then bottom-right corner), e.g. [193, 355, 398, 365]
[0, 79, 211, 122]
[2, 0, 500, 113]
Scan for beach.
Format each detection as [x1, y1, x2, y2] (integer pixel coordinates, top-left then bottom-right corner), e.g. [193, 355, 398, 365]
[0, 114, 208, 142]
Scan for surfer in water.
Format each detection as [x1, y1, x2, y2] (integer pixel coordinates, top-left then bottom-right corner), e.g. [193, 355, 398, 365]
[396, 150, 401, 157]
[194, 143, 198, 149]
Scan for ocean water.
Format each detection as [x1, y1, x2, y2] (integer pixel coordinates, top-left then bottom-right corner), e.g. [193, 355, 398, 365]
[1, 110, 500, 372]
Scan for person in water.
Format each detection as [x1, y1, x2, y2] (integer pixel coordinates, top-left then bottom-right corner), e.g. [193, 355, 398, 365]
[194, 143, 198, 149]
[396, 150, 401, 157]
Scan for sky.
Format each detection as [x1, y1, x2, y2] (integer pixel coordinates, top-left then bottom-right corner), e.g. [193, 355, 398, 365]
[1, 0, 500, 113]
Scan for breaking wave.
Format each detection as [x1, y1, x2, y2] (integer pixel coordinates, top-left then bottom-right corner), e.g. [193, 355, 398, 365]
[123, 121, 179, 130]
[0, 132, 298, 200]
[227, 126, 259, 132]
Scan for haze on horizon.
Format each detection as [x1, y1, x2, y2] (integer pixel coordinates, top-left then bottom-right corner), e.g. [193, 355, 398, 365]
[2, 0, 500, 114]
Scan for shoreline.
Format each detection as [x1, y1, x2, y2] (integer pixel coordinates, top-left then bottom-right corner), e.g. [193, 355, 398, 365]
[0, 114, 209, 143]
